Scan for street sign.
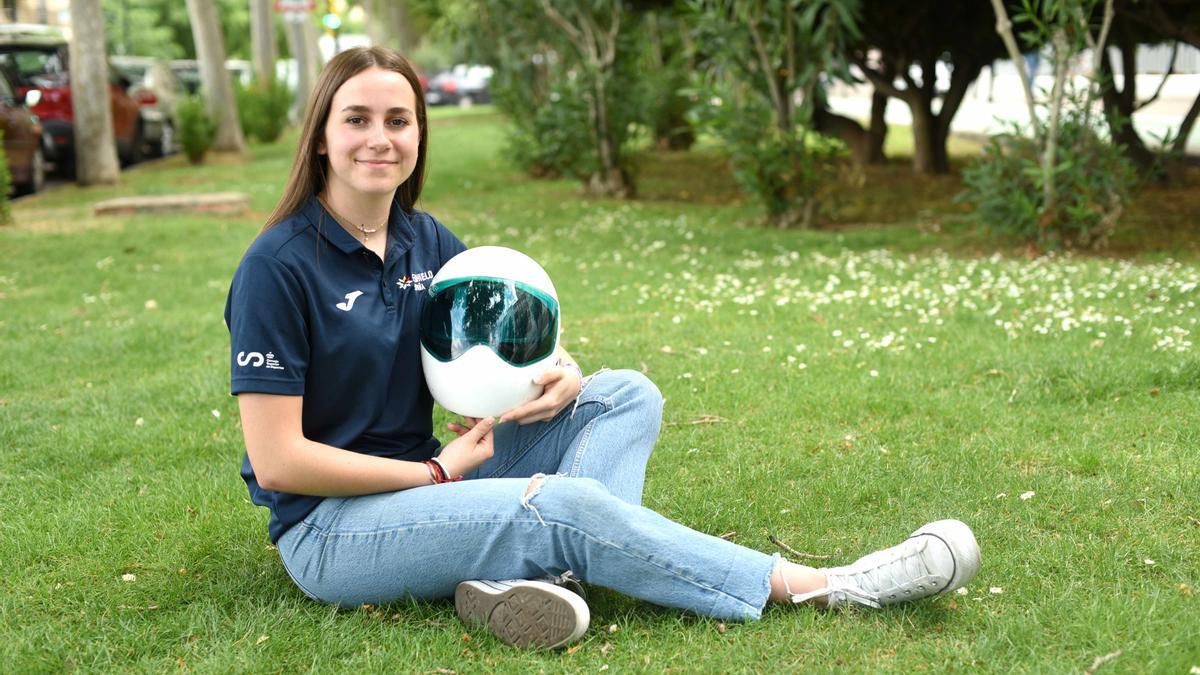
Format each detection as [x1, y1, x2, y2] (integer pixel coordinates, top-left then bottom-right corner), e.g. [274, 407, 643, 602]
[273, 0, 315, 12]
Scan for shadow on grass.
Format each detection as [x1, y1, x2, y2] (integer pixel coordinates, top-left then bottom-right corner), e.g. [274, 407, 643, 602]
[633, 146, 1200, 260]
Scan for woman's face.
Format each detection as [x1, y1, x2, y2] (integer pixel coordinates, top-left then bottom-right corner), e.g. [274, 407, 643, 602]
[319, 66, 420, 201]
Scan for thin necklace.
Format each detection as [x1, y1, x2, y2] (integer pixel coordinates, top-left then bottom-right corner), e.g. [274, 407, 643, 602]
[321, 198, 385, 245]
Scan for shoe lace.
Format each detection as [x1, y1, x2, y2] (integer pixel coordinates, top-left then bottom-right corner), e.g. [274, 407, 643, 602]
[789, 536, 934, 609]
[789, 580, 883, 609]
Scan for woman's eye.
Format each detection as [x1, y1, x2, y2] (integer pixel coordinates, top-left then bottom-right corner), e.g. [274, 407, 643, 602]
[346, 116, 365, 125]
[388, 118, 409, 127]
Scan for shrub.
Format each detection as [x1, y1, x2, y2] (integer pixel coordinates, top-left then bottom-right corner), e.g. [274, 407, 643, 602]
[689, 0, 859, 228]
[442, 0, 643, 196]
[500, 77, 595, 180]
[177, 95, 216, 164]
[688, 79, 846, 228]
[236, 78, 291, 144]
[958, 111, 1136, 249]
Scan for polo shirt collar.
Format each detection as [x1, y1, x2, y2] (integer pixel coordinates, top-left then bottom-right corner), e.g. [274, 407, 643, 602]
[300, 194, 418, 258]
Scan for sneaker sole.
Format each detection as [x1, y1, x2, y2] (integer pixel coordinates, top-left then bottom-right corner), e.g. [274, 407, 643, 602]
[912, 519, 981, 594]
[455, 580, 589, 649]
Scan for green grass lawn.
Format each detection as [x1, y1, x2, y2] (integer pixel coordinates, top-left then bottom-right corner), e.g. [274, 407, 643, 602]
[2, 108, 1198, 672]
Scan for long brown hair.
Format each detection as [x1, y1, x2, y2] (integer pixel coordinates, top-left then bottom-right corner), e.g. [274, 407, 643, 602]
[263, 47, 428, 230]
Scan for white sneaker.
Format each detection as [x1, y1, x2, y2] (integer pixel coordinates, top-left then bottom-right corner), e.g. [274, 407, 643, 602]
[454, 579, 590, 649]
[791, 519, 981, 608]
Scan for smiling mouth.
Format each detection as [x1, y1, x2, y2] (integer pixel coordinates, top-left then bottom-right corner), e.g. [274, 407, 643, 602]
[356, 159, 397, 166]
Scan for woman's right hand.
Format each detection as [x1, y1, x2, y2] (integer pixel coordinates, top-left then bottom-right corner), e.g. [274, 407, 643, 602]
[439, 416, 497, 477]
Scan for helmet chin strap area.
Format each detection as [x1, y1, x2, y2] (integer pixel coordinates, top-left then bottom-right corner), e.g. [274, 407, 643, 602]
[423, 344, 556, 418]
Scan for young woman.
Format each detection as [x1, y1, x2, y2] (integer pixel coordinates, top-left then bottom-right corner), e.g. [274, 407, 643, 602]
[226, 46, 981, 650]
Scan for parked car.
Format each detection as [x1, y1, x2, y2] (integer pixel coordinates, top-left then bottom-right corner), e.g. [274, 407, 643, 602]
[0, 24, 143, 176]
[0, 68, 43, 195]
[170, 58, 253, 95]
[426, 64, 493, 107]
[169, 59, 201, 95]
[111, 55, 181, 157]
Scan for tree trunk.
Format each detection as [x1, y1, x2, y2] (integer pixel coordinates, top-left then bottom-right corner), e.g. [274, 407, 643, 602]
[867, 87, 888, 163]
[68, 0, 119, 185]
[249, 0, 275, 85]
[811, 83, 889, 165]
[187, 0, 245, 153]
[647, 12, 693, 151]
[303, 14, 325, 73]
[539, 0, 632, 198]
[1099, 35, 1157, 172]
[858, 54, 966, 174]
[589, 71, 633, 198]
[813, 105, 873, 164]
[909, 92, 946, 174]
[283, 13, 318, 117]
[367, 0, 416, 52]
[905, 56, 979, 175]
[866, 57, 894, 164]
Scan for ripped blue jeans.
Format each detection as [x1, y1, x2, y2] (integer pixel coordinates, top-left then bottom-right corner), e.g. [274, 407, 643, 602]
[276, 369, 778, 621]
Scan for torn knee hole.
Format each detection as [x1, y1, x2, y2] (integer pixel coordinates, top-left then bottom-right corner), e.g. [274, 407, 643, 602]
[523, 476, 547, 499]
[520, 473, 550, 526]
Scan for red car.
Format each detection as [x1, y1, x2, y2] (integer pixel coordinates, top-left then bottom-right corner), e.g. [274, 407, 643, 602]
[0, 26, 144, 177]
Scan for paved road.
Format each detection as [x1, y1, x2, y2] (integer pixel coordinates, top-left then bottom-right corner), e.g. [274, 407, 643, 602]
[827, 60, 1200, 154]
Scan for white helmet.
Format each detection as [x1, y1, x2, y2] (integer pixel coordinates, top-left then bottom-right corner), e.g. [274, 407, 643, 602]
[419, 246, 560, 417]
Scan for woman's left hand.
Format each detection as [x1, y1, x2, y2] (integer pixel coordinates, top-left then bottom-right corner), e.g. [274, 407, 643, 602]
[499, 365, 582, 425]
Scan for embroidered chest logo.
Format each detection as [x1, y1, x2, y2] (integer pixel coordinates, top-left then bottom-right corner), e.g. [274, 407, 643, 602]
[237, 351, 284, 371]
[397, 270, 433, 292]
[336, 290, 364, 311]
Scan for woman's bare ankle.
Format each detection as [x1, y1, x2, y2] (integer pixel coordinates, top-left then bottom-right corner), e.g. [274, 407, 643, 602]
[769, 560, 828, 603]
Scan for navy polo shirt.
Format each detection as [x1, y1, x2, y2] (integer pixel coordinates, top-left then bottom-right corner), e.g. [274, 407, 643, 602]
[225, 194, 466, 542]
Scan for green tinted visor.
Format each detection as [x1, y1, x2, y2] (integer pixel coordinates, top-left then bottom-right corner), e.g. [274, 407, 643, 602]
[419, 276, 559, 366]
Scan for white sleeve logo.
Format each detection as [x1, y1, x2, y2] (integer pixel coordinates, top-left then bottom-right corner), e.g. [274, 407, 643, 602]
[336, 290, 364, 311]
[236, 351, 285, 370]
[236, 351, 265, 367]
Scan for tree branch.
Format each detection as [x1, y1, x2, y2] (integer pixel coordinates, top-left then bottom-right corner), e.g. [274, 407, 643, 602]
[1135, 41, 1177, 112]
[603, 0, 621, 68]
[936, 57, 980, 140]
[1042, 29, 1071, 228]
[900, 64, 920, 95]
[988, 0, 1039, 132]
[540, 0, 599, 66]
[1138, 0, 1200, 48]
[1171, 87, 1200, 154]
[745, 3, 789, 130]
[852, 53, 911, 102]
[539, 0, 582, 44]
[1081, 0, 1116, 128]
[784, 0, 795, 124]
